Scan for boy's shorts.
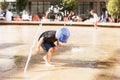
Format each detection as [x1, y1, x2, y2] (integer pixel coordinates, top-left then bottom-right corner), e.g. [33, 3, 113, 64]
[41, 42, 56, 52]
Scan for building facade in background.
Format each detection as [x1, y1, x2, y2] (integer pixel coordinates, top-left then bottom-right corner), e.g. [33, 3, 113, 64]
[0, 0, 16, 2]
[0, 0, 106, 16]
[28, 0, 106, 16]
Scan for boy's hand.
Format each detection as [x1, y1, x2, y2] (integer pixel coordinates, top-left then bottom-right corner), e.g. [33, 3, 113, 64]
[35, 37, 43, 54]
[57, 41, 62, 47]
[35, 48, 40, 54]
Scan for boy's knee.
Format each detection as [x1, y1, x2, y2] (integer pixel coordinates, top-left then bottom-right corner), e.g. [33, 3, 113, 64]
[53, 47, 57, 52]
[49, 48, 54, 53]
[49, 47, 57, 53]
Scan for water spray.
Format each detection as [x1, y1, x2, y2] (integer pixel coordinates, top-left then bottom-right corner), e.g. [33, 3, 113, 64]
[24, 22, 42, 73]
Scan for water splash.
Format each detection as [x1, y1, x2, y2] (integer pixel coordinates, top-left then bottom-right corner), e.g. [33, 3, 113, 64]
[24, 22, 42, 73]
[72, 47, 84, 53]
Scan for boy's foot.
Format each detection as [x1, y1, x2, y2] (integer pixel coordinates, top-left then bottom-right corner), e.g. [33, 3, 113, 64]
[45, 62, 54, 67]
[43, 56, 47, 62]
[43, 56, 54, 67]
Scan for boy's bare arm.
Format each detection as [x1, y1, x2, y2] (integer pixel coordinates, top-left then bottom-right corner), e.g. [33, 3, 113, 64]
[36, 37, 44, 53]
[56, 40, 62, 47]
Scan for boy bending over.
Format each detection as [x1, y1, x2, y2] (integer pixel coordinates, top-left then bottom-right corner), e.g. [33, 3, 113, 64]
[36, 28, 70, 66]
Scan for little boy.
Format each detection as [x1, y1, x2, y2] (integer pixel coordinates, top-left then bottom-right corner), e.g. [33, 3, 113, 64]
[36, 27, 70, 66]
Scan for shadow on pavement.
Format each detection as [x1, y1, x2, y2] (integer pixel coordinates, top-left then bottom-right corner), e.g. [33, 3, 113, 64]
[0, 43, 25, 50]
[14, 45, 119, 70]
[1, 45, 120, 80]
[95, 74, 120, 80]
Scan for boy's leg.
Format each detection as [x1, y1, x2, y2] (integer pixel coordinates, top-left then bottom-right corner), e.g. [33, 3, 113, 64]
[41, 43, 57, 65]
[47, 47, 57, 63]
[43, 47, 57, 64]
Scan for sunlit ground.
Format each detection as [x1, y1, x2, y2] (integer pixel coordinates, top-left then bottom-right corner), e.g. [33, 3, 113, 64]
[0, 25, 120, 80]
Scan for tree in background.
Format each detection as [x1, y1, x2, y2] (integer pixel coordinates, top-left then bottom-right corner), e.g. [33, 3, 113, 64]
[0, 0, 8, 10]
[16, 0, 28, 12]
[106, 0, 120, 22]
[55, 0, 78, 16]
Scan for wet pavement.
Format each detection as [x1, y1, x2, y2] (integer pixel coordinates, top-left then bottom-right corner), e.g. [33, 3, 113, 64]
[0, 25, 120, 80]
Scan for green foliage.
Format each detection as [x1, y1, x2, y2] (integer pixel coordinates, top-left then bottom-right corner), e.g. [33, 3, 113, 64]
[106, 0, 120, 18]
[48, 11, 55, 20]
[49, 14, 55, 19]
[0, 1, 8, 10]
[55, 0, 78, 12]
[63, 0, 78, 12]
[16, 0, 28, 12]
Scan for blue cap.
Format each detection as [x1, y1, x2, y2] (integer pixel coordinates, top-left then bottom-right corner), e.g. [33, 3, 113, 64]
[56, 28, 70, 43]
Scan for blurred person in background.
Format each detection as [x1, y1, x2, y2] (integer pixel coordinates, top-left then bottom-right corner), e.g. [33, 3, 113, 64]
[90, 10, 99, 29]
[22, 10, 30, 21]
[5, 9, 13, 21]
[32, 13, 40, 21]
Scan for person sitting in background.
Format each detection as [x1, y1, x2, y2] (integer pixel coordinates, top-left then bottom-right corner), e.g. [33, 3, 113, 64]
[41, 14, 49, 22]
[5, 9, 13, 21]
[107, 14, 114, 23]
[68, 11, 75, 21]
[100, 10, 108, 23]
[13, 14, 22, 21]
[32, 14, 40, 21]
[0, 8, 6, 21]
[22, 10, 30, 21]
[63, 16, 68, 22]
[75, 16, 83, 22]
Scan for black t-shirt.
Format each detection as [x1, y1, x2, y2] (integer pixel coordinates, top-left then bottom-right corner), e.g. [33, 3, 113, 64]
[38, 30, 57, 43]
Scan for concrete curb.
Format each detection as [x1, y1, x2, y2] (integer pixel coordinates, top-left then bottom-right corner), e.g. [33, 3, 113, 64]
[0, 21, 120, 28]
